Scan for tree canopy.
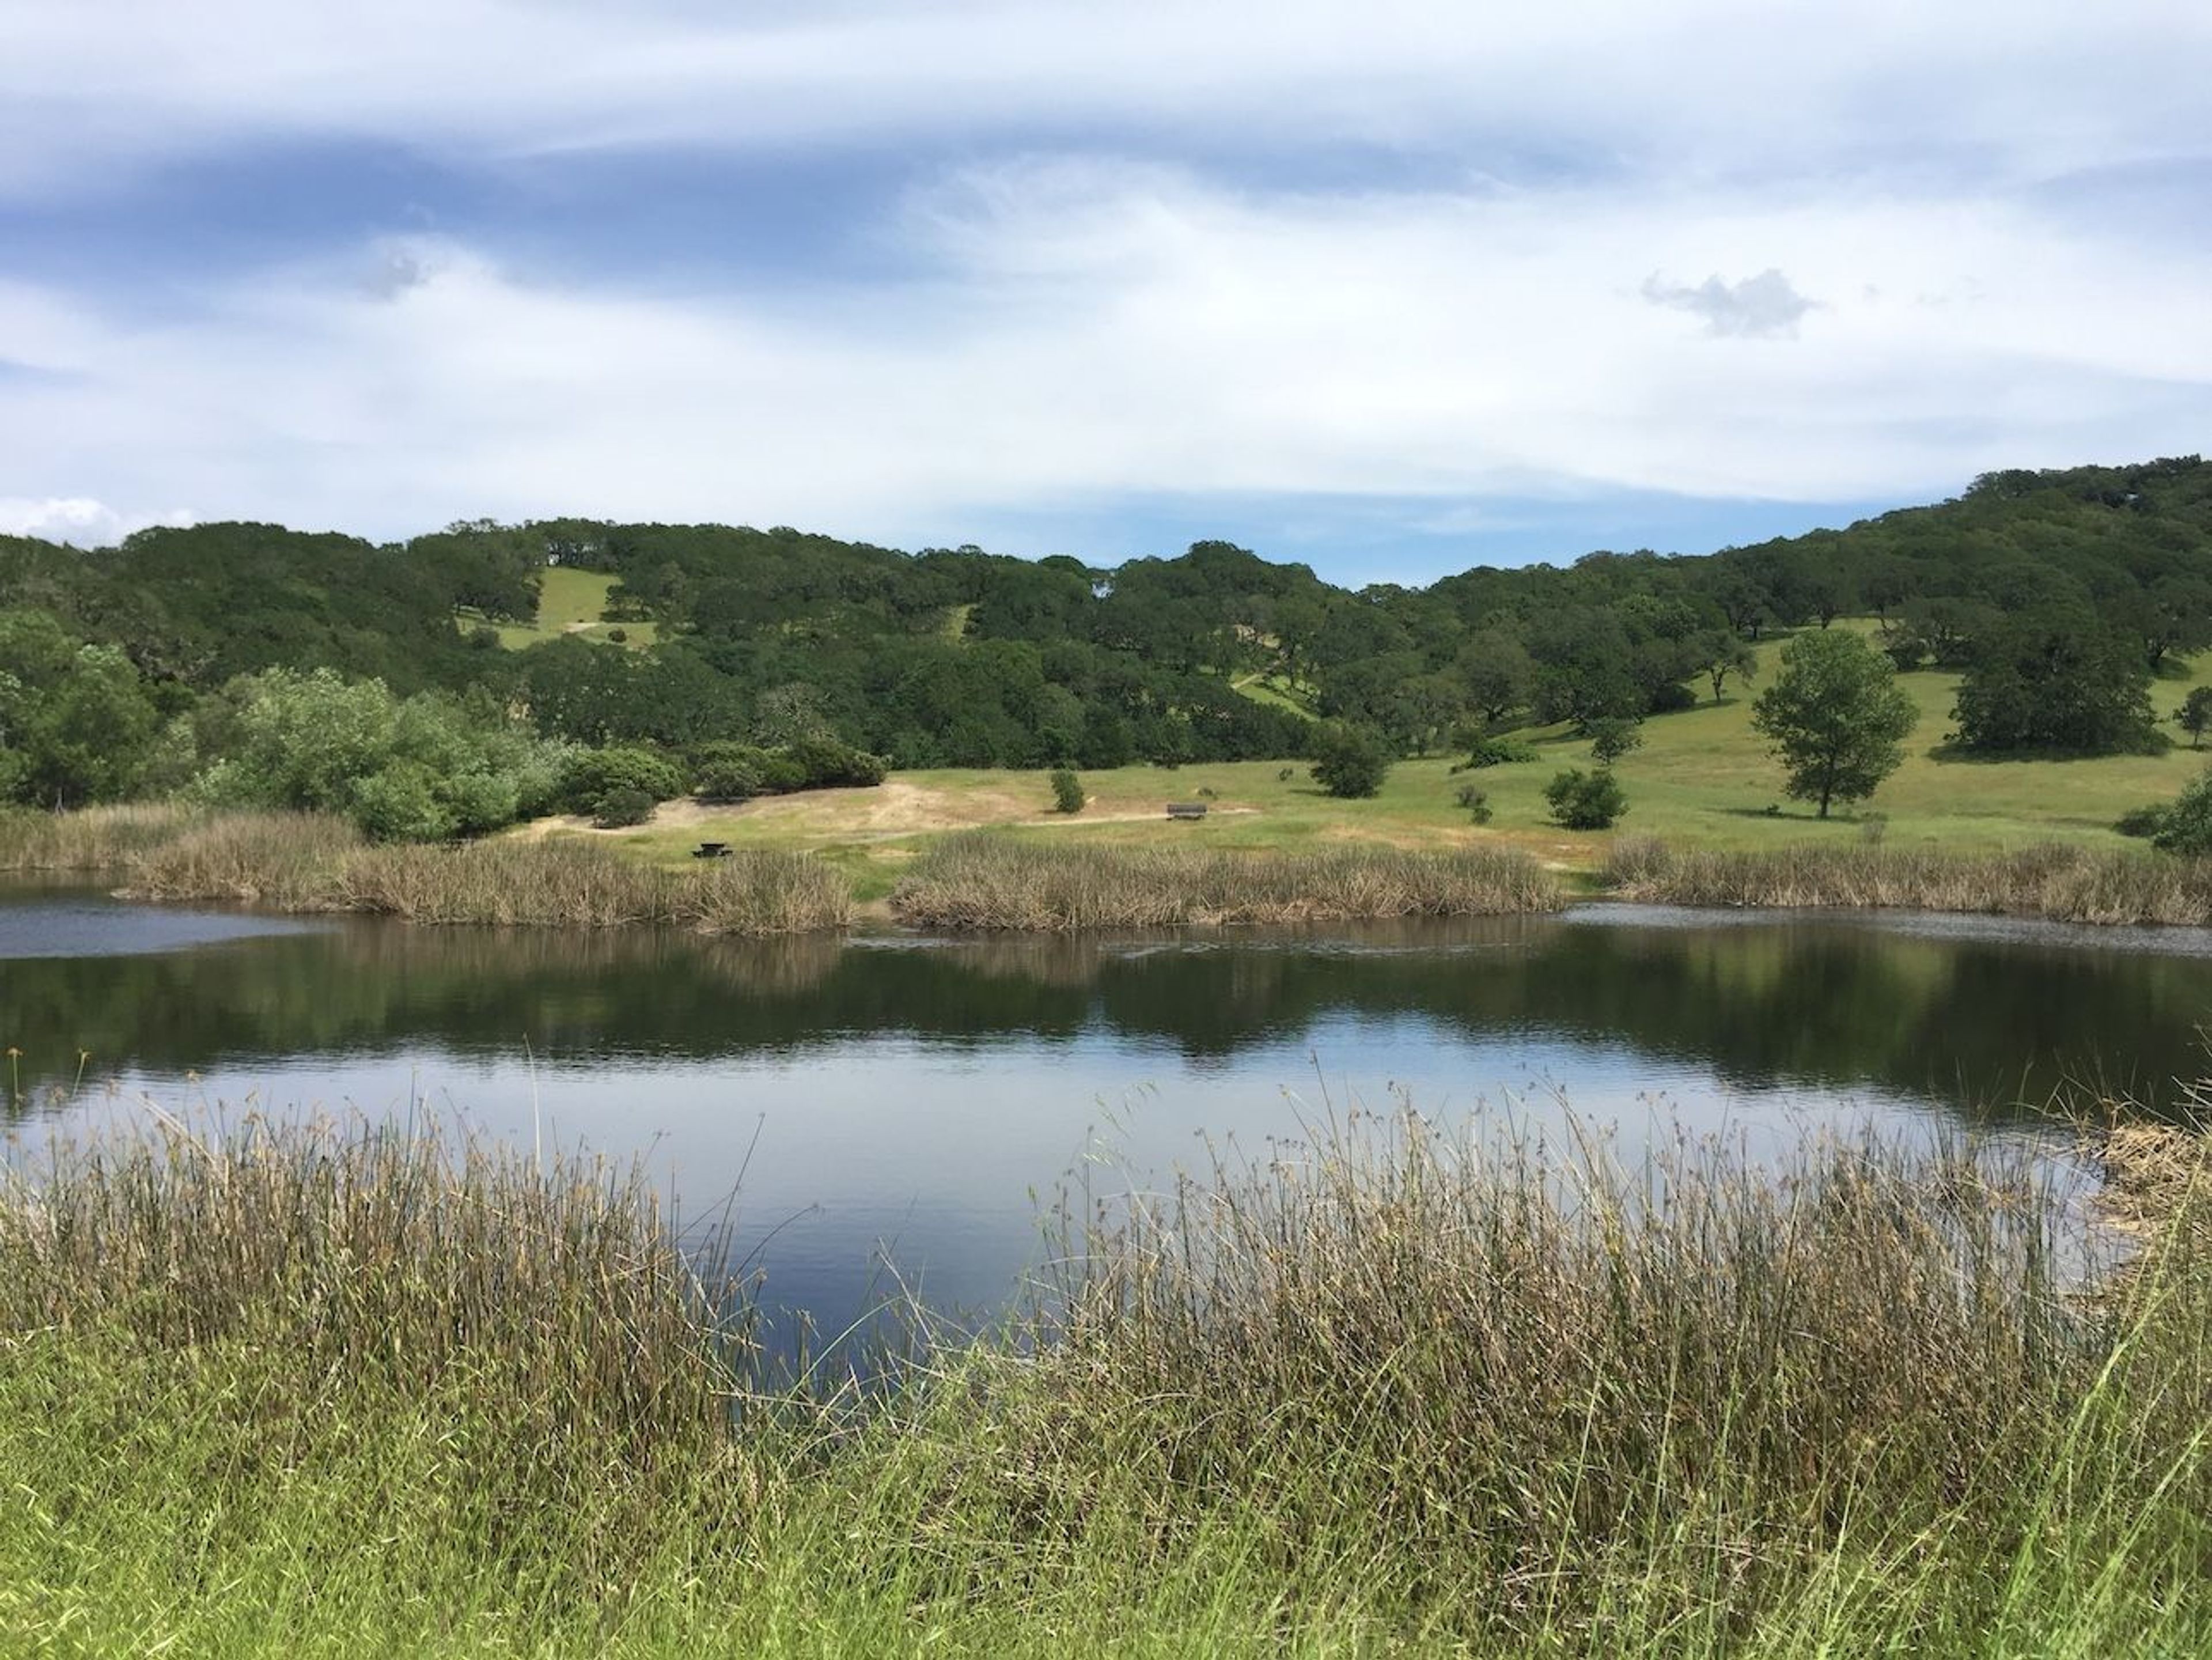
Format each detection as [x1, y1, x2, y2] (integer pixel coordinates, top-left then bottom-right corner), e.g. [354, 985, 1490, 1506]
[1750, 632, 1919, 818]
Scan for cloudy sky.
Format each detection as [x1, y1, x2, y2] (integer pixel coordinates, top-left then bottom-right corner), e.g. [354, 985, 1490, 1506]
[2, 1, 2207, 582]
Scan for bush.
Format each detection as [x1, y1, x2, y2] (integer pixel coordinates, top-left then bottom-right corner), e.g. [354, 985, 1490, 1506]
[1453, 784, 1494, 825]
[557, 746, 688, 814]
[780, 735, 888, 791]
[1309, 724, 1392, 799]
[1049, 768, 1085, 814]
[1586, 717, 1645, 766]
[1544, 767, 1627, 830]
[689, 741, 768, 803]
[348, 762, 453, 844]
[2116, 804, 2171, 840]
[2152, 772, 2212, 856]
[1462, 736, 1540, 770]
[591, 786, 656, 829]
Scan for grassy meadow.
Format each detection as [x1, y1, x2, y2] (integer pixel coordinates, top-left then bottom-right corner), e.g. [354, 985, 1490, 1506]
[469, 566, 659, 650]
[578, 626, 2212, 901]
[5, 1102, 2212, 1655]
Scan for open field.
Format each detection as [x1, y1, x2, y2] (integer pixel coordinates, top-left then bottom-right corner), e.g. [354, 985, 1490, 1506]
[565, 627, 2212, 899]
[4, 1102, 2211, 1654]
[469, 566, 658, 650]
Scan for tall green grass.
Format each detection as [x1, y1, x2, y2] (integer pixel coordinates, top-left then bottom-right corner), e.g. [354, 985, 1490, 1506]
[891, 831, 1562, 929]
[1606, 834, 2212, 925]
[5, 1102, 2211, 1653]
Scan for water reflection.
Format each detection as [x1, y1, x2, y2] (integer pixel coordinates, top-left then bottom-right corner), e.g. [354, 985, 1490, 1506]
[6, 889, 2211, 1341]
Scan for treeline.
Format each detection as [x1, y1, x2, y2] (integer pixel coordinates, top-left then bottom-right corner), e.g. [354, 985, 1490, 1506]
[2, 457, 2209, 834]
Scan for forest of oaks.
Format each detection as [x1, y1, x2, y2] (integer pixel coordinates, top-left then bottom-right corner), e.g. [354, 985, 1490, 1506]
[1, 456, 2209, 834]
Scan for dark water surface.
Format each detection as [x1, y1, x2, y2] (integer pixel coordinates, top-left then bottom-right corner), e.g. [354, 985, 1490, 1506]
[7, 885, 2212, 1338]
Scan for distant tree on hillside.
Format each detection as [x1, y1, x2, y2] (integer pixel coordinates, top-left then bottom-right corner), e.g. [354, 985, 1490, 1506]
[1751, 631, 1918, 818]
[1951, 608, 2161, 755]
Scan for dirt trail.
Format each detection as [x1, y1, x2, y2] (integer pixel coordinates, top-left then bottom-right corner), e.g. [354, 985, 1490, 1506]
[510, 779, 1259, 844]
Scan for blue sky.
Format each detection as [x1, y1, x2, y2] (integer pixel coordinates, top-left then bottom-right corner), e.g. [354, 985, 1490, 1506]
[2, 1, 2208, 585]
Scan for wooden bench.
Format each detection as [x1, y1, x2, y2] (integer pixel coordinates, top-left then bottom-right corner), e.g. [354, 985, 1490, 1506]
[692, 841, 734, 859]
[1165, 803, 1209, 820]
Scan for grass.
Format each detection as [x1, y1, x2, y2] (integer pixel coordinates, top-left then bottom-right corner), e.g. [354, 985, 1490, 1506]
[586, 627, 2212, 899]
[1605, 834, 2212, 925]
[469, 566, 659, 651]
[94, 812, 854, 933]
[0, 801, 202, 871]
[890, 830, 1561, 929]
[5, 1098, 2212, 1653]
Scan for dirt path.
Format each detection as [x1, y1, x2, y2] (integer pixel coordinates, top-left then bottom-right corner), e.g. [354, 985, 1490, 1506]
[510, 780, 1260, 844]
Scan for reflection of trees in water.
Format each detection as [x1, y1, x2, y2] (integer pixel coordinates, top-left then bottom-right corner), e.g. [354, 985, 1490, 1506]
[8, 910, 2212, 1122]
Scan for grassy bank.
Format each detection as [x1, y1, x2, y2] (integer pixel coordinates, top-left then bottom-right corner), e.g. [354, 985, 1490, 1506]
[5, 1105, 2212, 1653]
[0, 808, 851, 934]
[889, 831, 1562, 929]
[1607, 834, 2212, 925]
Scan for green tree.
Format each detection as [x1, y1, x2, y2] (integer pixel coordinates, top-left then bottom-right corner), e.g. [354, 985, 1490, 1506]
[1750, 631, 1918, 818]
[2152, 769, 2212, 856]
[1586, 717, 1645, 766]
[1695, 632, 1758, 705]
[1049, 767, 1085, 814]
[2179, 686, 2212, 751]
[1309, 724, 1391, 799]
[1951, 609, 2159, 755]
[1543, 767, 1626, 829]
[0, 611, 164, 806]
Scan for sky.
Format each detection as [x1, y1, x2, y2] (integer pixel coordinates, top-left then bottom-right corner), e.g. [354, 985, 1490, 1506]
[2, 1, 2209, 585]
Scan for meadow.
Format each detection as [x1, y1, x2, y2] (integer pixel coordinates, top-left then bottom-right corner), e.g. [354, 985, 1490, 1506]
[586, 628, 2212, 902]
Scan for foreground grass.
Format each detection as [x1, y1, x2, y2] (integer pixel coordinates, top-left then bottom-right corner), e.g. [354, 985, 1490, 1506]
[891, 831, 1562, 928]
[5, 1103, 2212, 1654]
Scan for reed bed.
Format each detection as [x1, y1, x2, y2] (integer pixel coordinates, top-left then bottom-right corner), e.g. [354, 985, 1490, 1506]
[3, 1101, 2211, 1653]
[110, 813, 853, 933]
[0, 801, 203, 871]
[1605, 834, 2212, 925]
[890, 831, 1562, 930]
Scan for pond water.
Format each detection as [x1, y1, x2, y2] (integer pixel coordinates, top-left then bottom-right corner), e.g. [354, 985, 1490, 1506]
[6, 886, 2212, 1343]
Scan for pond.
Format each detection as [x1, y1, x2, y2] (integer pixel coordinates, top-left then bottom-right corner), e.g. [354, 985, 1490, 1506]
[7, 886, 2212, 1343]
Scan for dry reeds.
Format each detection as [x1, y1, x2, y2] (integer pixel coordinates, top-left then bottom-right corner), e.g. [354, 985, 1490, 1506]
[0, 802, 202, 871]
[111, 814, 853, 933]
[1605, 835, 2212, 925]
[890, 832, 1561, 930]
[979, 1109, 2108, 1631]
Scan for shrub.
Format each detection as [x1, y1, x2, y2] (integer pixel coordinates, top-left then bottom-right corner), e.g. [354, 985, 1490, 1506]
[2116, 804, 2170, 840]
[591, 786, 656, 829]
[1544, 767, 1627, 830]
[1453, 783, 1494, 825]
[2152, 772, 2212, 856]
[349, 762, 455, 843]
[1463, 736, 1540, 769]
[1309, 724, 1391, 799]
[689, 741, 768, 803]
[558, 746, 687, 814]
[1586, 717, 1644, 766]
[605, 626, 628, 644]
[1049, 768, 1085, 814]
[781, 735, 888, 791]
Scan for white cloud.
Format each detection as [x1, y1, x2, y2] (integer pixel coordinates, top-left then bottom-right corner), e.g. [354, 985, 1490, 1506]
[1641, 270, 1819, 339]
[0, 2, 2206, 199]
[0, 497, 194, 546]
[3, 165, 2206, 548]
[1, 4, 2209, 553]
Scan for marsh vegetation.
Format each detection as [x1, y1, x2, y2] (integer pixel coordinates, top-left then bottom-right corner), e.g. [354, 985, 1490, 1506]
[3, 1102, 2210, 1653]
